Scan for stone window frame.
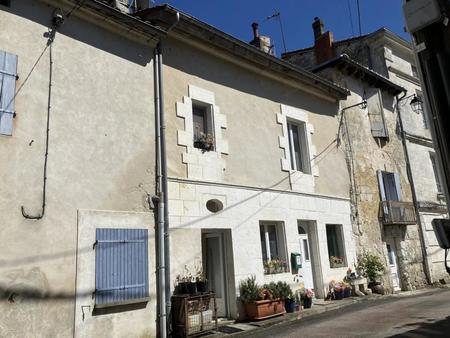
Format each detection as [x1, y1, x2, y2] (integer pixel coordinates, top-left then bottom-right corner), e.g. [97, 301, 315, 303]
[277, 104, 318, 193]
[176, 85, 228, 180]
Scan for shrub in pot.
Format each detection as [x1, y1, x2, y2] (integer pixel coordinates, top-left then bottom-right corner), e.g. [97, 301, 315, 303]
[356, 252, 386, 294]
[239, 276, 285, 320]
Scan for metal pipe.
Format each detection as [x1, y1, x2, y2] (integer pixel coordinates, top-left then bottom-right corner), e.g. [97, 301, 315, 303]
[154, 46, 166, 338]
[396, 91, 432, 285]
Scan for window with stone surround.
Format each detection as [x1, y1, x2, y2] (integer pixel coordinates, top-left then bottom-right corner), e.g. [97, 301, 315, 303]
[287, 119, 311, 174]
[192, 100, 215, 151]
[430, 153, 443, 194]
[260, 222, 289, 274]
[326, 224, 346, 268]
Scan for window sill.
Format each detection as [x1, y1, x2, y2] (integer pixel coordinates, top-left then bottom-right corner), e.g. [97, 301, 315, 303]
[329, 265, 347, 269]
[94, 296, 150, 309]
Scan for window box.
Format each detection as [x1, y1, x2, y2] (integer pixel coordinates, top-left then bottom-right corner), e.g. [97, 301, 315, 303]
[263, 259, 289, 275]
[194, 132, 215, 152]
[329, 256, 346, 269]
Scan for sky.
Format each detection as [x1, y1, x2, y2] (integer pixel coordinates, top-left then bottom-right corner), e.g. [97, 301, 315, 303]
[152, 0, 410, 56]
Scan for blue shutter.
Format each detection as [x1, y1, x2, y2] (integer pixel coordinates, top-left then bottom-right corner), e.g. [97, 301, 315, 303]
[95, 228, 149, 306]
[0, 51, 18, 136]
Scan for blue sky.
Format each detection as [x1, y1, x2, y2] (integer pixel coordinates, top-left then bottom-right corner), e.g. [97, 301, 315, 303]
[153, 0, 409, 56]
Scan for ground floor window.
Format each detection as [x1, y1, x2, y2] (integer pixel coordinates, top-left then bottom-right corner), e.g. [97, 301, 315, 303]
[326, 224, 346, 268]
[260, 222, 288, 274]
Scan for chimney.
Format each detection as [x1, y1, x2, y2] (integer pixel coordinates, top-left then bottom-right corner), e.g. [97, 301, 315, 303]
[249, 22, 275, 55]
[252, 22, 259, 40]
[312, 17, 334, 65]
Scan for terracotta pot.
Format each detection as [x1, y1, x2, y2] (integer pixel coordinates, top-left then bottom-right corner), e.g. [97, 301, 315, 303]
[244, 299, 286, 320]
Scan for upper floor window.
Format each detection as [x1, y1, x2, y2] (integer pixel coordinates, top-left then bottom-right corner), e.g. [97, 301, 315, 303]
[367, 88, 389, 139]
[411, 64, 418, 78]
[378, 171, 402, 201]
[287, 120, 311, 174]
[430, 153, 444, 194]
[192, 100, 214, 151]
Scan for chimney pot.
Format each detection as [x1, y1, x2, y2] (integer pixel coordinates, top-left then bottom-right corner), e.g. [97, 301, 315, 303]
[251, 22, 259, 39]
[312, 17, 325, 40]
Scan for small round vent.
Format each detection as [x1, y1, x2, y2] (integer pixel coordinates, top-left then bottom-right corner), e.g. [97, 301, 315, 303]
[206, 199, 223, 213]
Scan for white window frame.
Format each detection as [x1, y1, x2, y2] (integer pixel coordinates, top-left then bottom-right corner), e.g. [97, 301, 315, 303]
[430, 153, 444, 194]
[260, 221, 288, 268]
[326, 224, 347, 268]
[287, 119, 311, 174]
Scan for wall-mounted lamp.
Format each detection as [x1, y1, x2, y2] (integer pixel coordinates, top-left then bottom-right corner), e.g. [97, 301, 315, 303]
[410, 95, 424, 114]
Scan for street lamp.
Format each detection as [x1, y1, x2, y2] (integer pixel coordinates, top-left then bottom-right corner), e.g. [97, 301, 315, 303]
[410, 95, 423, 114]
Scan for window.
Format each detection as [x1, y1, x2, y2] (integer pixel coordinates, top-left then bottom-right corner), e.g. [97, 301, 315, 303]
[378, 171, 402, 202]
[260, 222, 288, 274]
[411, 64, 418, 78]
[366, 88, 388, 139]
[287, 120, 311, 173]
[192, 101, 214, 151]
[0, 50, 18, 136]
[326, 224, 346, 268]
[95, 228, 149, 307]
[430, 153, 443, 194]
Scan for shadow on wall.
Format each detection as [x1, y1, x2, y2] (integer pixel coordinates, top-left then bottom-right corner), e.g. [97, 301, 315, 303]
[388, 315, 450, 337]
[10, 1, 153, 66]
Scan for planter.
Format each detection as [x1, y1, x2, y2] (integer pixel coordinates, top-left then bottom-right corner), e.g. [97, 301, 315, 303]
[303, 297, 312, 309]
[196, 281, 207, 293]
[344, 287, 352, 298]
[285, 299, 296, 313]
[178, 282, 188, 295]
[334, 289, 344, 300]
[186, 282, 197, 295]
[244, 299, 286, 320]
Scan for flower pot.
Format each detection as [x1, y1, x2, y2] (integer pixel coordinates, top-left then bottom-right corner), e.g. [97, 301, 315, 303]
[244, 299, 286, 320]
[196, 281, 207, 293]
[344, 287, 352, 298]
[303, 297, 312, 309]
[186, 282, 197, 294]
[178, 282, 188, 294]
[285, 299, 296, 313]
[334, 289, 344, 300]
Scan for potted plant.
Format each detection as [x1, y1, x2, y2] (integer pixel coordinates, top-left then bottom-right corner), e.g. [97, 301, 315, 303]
[194, 132, 215, 152]
[239, 276, 286, 320]
[278, 282, 296, 313]
[302, 288, 314, 308]
[194, 263, 207, 293]
[330, 256, 345, 268]
[356, 252, 386, 294]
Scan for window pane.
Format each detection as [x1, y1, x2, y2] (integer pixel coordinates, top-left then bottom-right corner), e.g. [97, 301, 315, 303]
[326, 225, 338, 258]
[260, 225, 267, 261]
[326, 224, 345, 268]
[267, 225, 278, 259]
[383, 172, 400, 201]
[193, 106, 206, 138]
[303, 239, 310, 261]
[431, 155, 443, 193]
[386, 244, 394, 265]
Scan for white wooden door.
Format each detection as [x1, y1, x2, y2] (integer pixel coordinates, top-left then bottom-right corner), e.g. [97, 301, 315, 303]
[299, 233, 314, 289]
[205, 233, 227, 317]
[386, 241, 401, 291]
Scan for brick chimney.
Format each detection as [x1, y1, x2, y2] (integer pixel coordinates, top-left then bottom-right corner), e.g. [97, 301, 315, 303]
[313, 17, 334, 65]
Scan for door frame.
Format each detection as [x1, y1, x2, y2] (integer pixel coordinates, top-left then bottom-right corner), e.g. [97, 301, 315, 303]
[201, 229, 235, 318]
[385, 238, 402, 292]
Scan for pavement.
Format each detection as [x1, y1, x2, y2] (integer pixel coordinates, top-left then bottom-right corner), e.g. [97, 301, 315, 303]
[204, 286, 450, 337]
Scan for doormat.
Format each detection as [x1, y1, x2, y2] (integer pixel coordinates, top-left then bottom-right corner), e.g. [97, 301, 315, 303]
[218, 326, 244, 334]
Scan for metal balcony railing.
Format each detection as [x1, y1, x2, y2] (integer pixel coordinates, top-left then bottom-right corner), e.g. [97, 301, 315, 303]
[381, 200, 416, 225]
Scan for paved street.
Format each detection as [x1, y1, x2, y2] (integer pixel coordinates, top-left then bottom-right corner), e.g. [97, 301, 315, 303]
[244, 289, 450, 338]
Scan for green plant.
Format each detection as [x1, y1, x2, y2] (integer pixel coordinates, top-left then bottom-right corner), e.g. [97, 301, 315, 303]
[263, 281, 293, 300]
[356, 252, 385, 282]
[239, 275, 261, 304]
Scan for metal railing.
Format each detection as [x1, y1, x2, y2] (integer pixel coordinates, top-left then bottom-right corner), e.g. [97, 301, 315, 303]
[381, 200, 416, 225]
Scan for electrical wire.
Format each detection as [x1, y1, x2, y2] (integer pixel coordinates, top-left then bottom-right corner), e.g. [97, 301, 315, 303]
[347, 0, 355, 36]
[356, 0, 362, 36]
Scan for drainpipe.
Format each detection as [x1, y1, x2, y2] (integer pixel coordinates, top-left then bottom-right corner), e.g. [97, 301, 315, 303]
[396, 91, 432, 285]
[154, 44, 166, 338]
[155, 11, 180, 336]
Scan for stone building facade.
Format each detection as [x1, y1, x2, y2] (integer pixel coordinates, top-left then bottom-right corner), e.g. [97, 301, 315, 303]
[283, 19, 431, 291]
[1, 2, 356, 337]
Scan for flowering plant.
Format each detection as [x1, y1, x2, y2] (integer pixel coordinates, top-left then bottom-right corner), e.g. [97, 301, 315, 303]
[329, 256, 345, 268]
[263, 259, 288, 274]
[194, 132, 214, 152]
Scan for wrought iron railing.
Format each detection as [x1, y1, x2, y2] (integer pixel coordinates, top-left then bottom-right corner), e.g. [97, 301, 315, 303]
[380, 200, 416, 225]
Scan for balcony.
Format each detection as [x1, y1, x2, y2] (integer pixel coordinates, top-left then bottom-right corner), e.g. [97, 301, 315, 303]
[381, 200, 416, 225]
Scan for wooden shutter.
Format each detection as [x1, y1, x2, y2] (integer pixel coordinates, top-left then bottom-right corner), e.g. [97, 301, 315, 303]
[0, 51, 18, 136]
[95, 228, 149, 307]
[393, 173, 402, 201]
[367, 88, 388, 139]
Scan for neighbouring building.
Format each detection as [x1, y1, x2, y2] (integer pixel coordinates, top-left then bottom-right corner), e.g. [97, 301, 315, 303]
[283, 18, 433, 292]
[1, 1, 359, 337]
